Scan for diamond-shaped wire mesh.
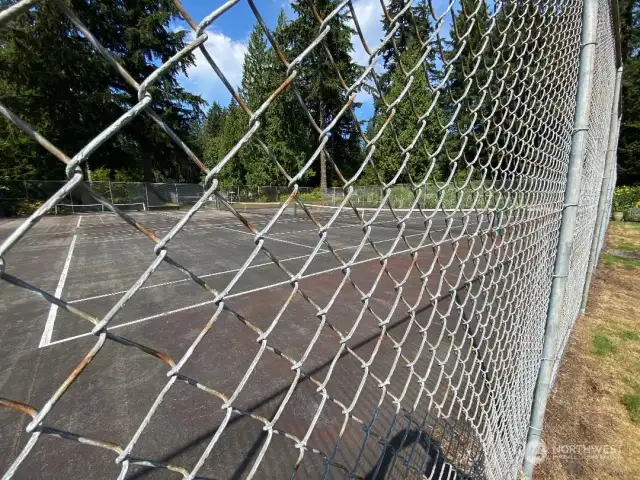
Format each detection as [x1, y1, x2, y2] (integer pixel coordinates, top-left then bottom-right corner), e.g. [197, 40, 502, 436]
[552, 0, 618, 384]
[0, 0, 621, 478]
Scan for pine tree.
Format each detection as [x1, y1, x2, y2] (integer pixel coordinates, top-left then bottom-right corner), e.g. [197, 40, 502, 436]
[0, 0, 204, 182]
[378, 0, 434, 95]
[262, 10, 308, 184]
[237, 24, 279, 186]
[241, 24, 271, 112]
[364, 0, 442, 189]
[445, 0, 491, 178]
[199, 12, 305, 188]
[283, 0, 363, 191]
[617, 0, 640, 185]
[366, 40, 443, 187]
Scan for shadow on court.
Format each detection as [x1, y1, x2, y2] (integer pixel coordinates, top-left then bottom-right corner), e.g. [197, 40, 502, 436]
[0, 211, 499, 479]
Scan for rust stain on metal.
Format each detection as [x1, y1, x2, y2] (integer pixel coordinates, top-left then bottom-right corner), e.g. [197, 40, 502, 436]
[0, 398, 38, 418]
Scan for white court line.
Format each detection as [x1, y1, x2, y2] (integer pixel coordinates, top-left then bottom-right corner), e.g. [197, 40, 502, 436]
[46, 226, 466, 348]
[72, 216, 310, 241]
[68, 252, 314, 304]
[66, 225, 461, 304]
[39, 216, 82, 348]
[212, 224, 326, 252]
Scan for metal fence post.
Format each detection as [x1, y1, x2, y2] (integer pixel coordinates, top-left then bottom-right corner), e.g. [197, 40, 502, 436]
[145, 182, 150, 211]
[580, 66, 623, 314]
[522, 0, 599, 476]
[596, 127, 620, 259]
[108, 180, 114, 204]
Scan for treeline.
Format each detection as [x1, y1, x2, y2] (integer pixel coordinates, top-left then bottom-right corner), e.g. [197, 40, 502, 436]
[0, 0, 204, 183]
[617, 0, 640, 186]
[0, 0, 501, 188]
[197, 0, 501, 189]
[4, 0, 632, 191]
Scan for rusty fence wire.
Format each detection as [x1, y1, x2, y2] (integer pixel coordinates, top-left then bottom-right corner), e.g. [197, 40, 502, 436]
[0, 0, 622, 479]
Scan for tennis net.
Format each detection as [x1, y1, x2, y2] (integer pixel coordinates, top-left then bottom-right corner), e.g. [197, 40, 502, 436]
[53, 202, 146, 215]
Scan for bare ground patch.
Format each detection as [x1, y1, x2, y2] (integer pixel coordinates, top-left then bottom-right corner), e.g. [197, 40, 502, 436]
[535, 222, 640, 479]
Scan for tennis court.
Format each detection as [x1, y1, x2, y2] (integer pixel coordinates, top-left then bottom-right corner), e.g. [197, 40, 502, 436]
[0, 203, 498, 479]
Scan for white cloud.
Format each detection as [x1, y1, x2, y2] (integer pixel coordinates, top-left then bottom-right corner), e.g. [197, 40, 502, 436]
[349, 0, 385, 67]
[179, 29, 248, 106]
[349, 0, 388, 116]
[176, 2, 388, 110]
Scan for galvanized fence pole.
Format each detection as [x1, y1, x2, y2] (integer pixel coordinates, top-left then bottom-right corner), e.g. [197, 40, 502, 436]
[108, 180, 114, 204]
[596, 124, 620, 259]
[522, 0, 599, 476]
[580, 65, 623, 314]
[145, 182, 150, 211]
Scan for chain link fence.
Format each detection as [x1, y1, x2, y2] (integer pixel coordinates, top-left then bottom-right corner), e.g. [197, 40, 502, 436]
[0, 0, 622, 479]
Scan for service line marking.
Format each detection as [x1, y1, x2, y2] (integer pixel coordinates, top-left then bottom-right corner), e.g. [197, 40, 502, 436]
[39, 216, 82, 348]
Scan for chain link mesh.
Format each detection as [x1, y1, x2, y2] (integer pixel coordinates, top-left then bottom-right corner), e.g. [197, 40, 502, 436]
[552, 0, 618, 383]
[0, 0, 621, 478]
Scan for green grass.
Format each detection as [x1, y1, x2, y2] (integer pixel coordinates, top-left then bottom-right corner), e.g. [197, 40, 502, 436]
[622, 394, 640, 423]
[592, 333, 618, 356]
[603, 253, 640, 268]
[618, 221, 640, 229]
[624, 377, 640, 392]
[617, 330, 640, 341]
[613, 241, 640, 251]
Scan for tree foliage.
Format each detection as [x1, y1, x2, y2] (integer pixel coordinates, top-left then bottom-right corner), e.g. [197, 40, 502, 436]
[198, 12, 306, 188]
[199, 4, 363, 189]
[618, 0, 640, 186]
[0, 0, 205, 182]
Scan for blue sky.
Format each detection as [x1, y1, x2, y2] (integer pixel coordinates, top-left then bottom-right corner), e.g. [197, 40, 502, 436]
[174, 0, 453, 120]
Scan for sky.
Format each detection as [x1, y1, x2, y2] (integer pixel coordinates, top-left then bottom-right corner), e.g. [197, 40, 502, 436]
[173, 0, 453, 120]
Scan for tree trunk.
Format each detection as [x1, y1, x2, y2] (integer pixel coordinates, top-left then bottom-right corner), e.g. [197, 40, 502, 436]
[319, 101, 327, 194]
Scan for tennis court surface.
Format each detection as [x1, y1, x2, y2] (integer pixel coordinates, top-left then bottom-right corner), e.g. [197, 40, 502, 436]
[0, 204, 509, 479]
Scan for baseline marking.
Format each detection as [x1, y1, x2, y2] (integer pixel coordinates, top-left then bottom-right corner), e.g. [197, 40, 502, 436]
[67, 225, 465, 304]
[39, 216, 81, 348]
[212, 224, 325, 251]
[46, 231, 458, 348]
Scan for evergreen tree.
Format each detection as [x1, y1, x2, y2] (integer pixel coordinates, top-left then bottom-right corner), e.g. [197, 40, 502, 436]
[445, 0, 491, 178]
[283, 0, 363, 191]
[202, 103, 246, 187]
[366, 40, 443, 186]
[262, 10, 308, 184]
[0, 0, 205, 182]
[378, 0, 434, 97]
[241, 24, 272, 112]
[199, 12, 305, 188]
[237, 24, 279, 186]
[617, 0, 640, 185]
[364, 0, 442, 189]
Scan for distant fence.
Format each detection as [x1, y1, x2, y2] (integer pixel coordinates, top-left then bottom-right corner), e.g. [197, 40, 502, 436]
[0, 180, 498, 214]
